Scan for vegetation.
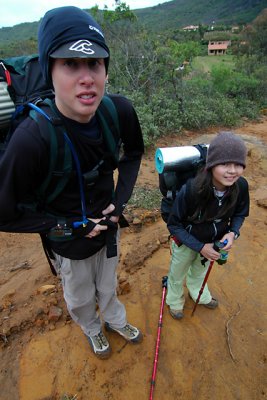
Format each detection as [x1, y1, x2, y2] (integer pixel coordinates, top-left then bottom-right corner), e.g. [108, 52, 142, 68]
[99, 4, 267, 147]
[134, 0, 267, 31]
[0, 2, 267, 149]
[127, 187, 163, 209]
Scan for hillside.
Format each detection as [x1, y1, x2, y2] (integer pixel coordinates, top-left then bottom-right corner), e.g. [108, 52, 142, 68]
[0, 0, 267, 44]
[135, 0, 267, 30]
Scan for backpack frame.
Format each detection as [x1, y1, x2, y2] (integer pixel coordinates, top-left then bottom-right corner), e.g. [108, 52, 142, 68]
[158, 144, 208, 223]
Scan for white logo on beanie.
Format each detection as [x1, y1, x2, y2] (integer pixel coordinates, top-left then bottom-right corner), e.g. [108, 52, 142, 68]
[69, 40, 95, 55]
[89, 25, 104, 38]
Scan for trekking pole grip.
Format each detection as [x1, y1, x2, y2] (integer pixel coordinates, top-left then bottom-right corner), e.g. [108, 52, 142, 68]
[162, 275, 168, 288]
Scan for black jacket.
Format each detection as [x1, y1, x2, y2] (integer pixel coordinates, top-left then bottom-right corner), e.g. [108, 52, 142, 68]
[0, 94, 144, 259]
[167, 176, 249, 252]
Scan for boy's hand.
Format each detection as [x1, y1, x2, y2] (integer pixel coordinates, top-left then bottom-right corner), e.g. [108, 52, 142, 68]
[102, 203, 119, 223]
[86, 217, 108, 238]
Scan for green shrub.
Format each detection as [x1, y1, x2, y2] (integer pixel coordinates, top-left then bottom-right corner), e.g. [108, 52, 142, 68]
[127, 90, 183, 147]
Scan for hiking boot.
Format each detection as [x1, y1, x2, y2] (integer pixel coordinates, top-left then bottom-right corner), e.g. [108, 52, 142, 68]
[169, 308, 184, 320]
[105, 322, 143, 343]
[86, 330, 111, 359]
[204, 297, 219, 309]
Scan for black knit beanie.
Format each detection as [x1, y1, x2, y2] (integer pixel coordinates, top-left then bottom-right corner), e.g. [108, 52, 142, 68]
[206, 131, 247, 170]
[38, 6, 110, 87]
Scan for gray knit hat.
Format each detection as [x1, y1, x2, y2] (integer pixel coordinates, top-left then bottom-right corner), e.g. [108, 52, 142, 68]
[206, 131, 247, 170]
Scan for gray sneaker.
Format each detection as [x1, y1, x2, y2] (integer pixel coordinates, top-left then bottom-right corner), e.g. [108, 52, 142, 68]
[86, 330, 111, 359]
[105, 322, 143, 343]
[169, 308, 184, 320]
[204, 297, 219, 309]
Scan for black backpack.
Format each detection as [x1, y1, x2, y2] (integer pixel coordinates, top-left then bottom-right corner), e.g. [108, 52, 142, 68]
[0, 55, 123, 274]
[0, 55, 121, 206]
[157, 144, 208, 223]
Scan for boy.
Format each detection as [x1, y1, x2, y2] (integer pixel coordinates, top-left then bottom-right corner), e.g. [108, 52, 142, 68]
[0, 6, 144, 358]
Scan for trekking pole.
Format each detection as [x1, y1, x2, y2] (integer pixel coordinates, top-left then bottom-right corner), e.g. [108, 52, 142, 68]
[191, 260, 214, 317]
[149, 276, 168, 400]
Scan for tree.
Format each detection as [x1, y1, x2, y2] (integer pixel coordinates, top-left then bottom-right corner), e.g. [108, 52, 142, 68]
[242, 8, 267, 58]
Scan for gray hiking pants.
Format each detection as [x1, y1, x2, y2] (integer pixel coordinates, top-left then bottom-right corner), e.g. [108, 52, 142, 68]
[53, 236, 127, 337]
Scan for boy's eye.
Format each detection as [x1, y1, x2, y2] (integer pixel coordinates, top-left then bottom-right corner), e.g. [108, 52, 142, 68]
[87, 59, 98, 67]
[64, 59, 78, 68]
[63, 58, 102, 69]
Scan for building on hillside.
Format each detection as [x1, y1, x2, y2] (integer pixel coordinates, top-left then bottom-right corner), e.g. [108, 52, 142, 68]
[208, 40, 231, 55]
[183, 25, 199, 31]
[231, 26, 239, 33]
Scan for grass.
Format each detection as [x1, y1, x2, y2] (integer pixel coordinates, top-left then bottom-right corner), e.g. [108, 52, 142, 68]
[127, 186, 162, 210]
[192, 55, 235, 73]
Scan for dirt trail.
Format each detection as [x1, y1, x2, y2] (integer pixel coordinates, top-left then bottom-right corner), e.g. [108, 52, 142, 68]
[0, 118, 266, 400]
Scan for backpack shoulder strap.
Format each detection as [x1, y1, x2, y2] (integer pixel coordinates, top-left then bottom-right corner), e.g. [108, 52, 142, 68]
[29, 99, 72, 205]
[159, 171, 177, 198]
[96, 95, 121, 162]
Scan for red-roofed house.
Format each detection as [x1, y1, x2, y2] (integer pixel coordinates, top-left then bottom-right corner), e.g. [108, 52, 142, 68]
[208, 40, 231, 55]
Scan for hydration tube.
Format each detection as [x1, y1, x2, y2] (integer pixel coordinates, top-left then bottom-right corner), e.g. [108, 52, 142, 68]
[63, 133, 88, 228]
[28, 103, 88, 229]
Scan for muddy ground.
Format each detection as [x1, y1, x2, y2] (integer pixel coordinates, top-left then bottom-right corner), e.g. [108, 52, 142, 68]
[0, 117, 266, 400]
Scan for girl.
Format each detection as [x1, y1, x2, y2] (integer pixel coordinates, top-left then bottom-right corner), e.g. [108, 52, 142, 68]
[166, 131, 249, 319]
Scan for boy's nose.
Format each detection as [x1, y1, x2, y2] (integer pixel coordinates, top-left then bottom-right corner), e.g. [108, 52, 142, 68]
[79, 65, 94, 84]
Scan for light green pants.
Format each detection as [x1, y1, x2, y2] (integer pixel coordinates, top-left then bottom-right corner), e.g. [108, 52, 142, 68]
[166, 240, 213, 310]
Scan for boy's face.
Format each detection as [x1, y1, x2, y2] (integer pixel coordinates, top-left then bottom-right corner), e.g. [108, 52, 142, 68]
[51, 58, 107, 123]
[212, 163, 244, 191]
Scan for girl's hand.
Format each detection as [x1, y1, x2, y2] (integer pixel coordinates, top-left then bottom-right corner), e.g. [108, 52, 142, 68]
[220, 233, 235, 250]
[200, 243, 220, 261]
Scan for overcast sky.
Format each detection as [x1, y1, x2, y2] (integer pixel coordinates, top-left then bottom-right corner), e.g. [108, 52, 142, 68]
[0, 0, 167, 28]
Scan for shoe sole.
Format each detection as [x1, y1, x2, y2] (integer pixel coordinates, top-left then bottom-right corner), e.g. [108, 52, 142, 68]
[105, 323, 143, 344]
[93, 349, 111, 360]
[203, 303, 218, 309]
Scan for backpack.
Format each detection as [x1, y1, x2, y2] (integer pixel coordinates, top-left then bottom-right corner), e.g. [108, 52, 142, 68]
[155, 144, 208, 223]
[0, 54, 123, 274]
[0, 55, 121, 209]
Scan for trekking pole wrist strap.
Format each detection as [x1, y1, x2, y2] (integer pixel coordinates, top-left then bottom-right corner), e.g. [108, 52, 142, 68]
[72, 219, 96, 238]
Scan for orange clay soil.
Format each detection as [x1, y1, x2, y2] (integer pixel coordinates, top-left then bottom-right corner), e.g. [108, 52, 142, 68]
[0, 117, 266, 400]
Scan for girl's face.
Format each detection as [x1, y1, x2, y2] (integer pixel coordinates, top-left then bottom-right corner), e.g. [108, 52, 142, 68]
[212, 163, 244, 191]
[51, 57, 107, 123]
